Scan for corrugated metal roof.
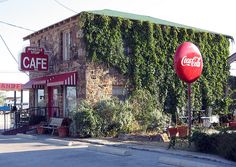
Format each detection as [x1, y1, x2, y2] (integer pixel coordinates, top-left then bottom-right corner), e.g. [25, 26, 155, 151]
[23, 9, 233, 40]
[89, 9, 232, 39]
[89, 9, 197, 30]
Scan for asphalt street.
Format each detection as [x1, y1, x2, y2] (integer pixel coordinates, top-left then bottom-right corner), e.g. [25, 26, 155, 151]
[0, 135, 235, 167]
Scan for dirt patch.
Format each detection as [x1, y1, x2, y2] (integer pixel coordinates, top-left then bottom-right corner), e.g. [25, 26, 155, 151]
[100, 133, 196, 152]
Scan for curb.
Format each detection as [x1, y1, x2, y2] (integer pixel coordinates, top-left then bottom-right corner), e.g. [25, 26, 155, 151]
[158, 156, 217, 167]
[87, 145, 131, 156]
[76, 139, 236, 166]
[44, 138, 73, 146]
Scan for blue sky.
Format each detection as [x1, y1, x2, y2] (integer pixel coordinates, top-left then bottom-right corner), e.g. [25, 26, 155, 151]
[0, 0, 236, 85]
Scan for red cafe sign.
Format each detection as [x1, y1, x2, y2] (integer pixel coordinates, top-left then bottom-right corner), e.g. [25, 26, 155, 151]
[174, 42, 203, 83]
[19, 47, 48, 71]
[0, 83, 22, 91]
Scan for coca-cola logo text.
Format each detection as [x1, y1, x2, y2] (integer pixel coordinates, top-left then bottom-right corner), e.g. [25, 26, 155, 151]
[181, 56, 201, 67]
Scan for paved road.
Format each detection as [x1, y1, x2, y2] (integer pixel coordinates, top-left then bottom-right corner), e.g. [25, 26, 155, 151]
[0, 135, 235, 167]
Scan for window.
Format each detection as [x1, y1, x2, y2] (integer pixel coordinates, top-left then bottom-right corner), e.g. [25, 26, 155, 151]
[62, 31, 71, 61]
[112, 86, 127, 100]
[36, 89, 45, 107]
[53, 88, 59, 107]
[37, 39, 41, 47]
[64, 86, 76, 117]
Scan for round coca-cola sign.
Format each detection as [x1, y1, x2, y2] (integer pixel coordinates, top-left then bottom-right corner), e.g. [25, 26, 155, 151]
[174, 42, 203, 83]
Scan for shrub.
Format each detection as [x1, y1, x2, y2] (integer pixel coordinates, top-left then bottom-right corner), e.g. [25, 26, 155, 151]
[191, 131, 217, 153]
[191, 131, 236, 161]
[95, 98, 120, 136]
[216, 133, 236, 161]
[73, 100, 101, 137]
[129, 89, 170, 132]
[94, 98, 135, 136]
[71, 90, 171, 137]
[114, 100, 135, 133]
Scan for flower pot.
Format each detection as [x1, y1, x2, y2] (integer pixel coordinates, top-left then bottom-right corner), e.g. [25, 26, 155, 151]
[37, 126, 45, 134]
[167, 127, 178, 138]
[177, 126, 189, 138]
[58, 126, 69, 138]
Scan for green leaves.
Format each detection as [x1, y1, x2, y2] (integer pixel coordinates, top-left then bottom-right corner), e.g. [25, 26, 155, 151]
[81, 12, 231, 116]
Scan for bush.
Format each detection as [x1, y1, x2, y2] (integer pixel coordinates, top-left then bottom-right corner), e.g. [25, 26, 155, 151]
[216, 133, 236, 161]
[95, 98, 135, 136]
[71, 90, 171, 137]
[191, 131, 236, 161]
[113, 100, 135, 133]
[129, 89, 170, 132]
[191, 131, 217, 153]
[95, 98, 120, 136]
[73, 100, 101, 138]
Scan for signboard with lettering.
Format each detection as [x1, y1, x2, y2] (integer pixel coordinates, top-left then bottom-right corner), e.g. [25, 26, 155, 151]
[174, 42, 203, 83]
[0, 83, 22, 91]
[19, 47, 48, 71]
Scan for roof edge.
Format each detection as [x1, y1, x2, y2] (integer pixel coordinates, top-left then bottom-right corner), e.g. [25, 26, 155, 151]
[23, 9, 234, 41]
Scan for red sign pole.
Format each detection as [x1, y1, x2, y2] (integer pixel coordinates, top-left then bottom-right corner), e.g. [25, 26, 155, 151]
[174, 42, 203, 139]
[188, 83, 192, 137]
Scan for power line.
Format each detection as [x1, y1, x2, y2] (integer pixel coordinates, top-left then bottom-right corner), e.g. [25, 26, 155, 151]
[0, 20, 35, 32]
[54, 0, 77, 14]
[0, 34, 29, 76]
[0, 34, 18, 64]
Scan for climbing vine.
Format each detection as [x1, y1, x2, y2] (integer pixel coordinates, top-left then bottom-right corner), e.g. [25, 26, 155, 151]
[80, 12, 231, 115]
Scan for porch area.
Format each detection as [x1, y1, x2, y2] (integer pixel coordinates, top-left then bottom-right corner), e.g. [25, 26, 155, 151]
[0, 106, 69, 136]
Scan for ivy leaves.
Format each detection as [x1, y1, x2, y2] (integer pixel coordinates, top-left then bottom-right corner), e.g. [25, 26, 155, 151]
[81, 12, 230, 115]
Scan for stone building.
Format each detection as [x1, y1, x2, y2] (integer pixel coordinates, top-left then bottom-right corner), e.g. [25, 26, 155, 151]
[23, 9, 232, 119]
[23, 10, 128, 118]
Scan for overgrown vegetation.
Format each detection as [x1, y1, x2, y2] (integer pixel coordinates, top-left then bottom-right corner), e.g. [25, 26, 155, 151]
[72, 89, 170, 138]
[79, 12, 231, 117]
[191, 131, 236, 161]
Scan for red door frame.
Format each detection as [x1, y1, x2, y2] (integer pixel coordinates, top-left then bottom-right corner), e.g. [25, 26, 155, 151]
[47, 87, 53, 117]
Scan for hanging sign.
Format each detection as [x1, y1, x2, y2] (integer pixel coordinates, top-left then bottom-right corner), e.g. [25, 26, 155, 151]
[19, 47, 48, 71]
[174, 42, 203, 83]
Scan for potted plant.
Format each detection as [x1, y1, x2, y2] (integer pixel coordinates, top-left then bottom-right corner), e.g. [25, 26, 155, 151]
[37, 126, 45, 134]
[57, 117, 72, 137]
[167, 127, 178, 149]
[58, 126, 69, 137]
[177, 125, 189, 138]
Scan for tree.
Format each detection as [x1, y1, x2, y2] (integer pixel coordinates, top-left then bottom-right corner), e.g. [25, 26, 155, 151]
[0, 92, 6, 105]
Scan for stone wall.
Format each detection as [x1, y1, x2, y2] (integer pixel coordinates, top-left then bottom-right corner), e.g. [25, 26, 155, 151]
[85, 63, 128, 104]
[26, 15, 127, 110]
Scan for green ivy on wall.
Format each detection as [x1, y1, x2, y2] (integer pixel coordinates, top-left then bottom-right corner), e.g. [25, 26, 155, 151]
[80, 12, 230, 115]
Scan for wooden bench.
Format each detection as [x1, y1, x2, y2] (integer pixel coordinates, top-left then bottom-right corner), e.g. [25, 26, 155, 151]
[40, 117, 64, 135]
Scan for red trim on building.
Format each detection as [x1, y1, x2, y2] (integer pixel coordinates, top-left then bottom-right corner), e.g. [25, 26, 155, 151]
[47, 71, 77, 86]
[23, 71, 77, 89]
[23, 76, 49, 89]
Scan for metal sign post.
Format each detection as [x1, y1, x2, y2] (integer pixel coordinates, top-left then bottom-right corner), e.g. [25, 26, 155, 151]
[188, 83, 192, 136]
[4, 112, 6, 131]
